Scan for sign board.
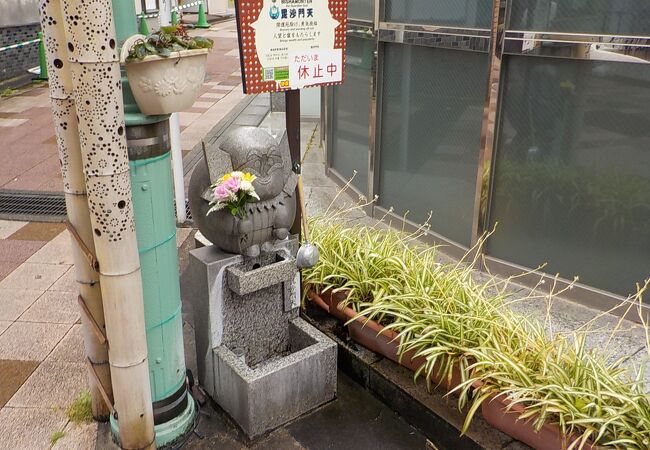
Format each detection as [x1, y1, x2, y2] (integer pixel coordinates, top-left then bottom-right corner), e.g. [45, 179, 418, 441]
[234, 0, 349, 94]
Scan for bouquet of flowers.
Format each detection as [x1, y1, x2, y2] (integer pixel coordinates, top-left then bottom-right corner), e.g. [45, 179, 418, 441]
[207, 171, 260, 217]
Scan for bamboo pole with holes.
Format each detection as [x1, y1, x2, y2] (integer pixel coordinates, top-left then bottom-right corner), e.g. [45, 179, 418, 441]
[57, 0, 156, 447]
[38, 0, 113, 420]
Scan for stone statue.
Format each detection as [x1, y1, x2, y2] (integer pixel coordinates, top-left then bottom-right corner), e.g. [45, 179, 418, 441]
[189, 127, 297, 256]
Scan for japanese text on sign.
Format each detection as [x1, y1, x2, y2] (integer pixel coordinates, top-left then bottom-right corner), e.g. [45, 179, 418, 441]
[289, 50, 342, 89]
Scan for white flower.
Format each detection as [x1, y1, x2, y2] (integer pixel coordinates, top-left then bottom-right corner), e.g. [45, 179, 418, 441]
[240, 180, 253, 192]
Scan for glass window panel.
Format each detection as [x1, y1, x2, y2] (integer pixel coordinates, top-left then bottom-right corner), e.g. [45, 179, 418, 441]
[142, 0, 158, 11]
[383, 0, 493, 29]
[349, 0, 373, 22]
[331, 37, 373, 194]
[509, 0, 650, 36]
[378, 43, 489, 246]
[488, 57, 650, 297]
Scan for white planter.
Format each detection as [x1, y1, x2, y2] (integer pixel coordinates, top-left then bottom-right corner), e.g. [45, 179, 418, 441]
[124, 48, 209, 115]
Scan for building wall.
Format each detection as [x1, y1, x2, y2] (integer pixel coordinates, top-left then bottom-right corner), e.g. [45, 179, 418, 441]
[0, 23, 41, 87]
[327, 0, 650, 311]
[0, 0, 39, 27]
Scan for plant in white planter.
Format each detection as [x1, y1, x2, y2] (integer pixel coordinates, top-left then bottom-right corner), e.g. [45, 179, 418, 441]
[122, 25, 214, 115]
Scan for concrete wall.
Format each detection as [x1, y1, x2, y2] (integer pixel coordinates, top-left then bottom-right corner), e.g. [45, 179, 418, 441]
[0, 0, 39, 27]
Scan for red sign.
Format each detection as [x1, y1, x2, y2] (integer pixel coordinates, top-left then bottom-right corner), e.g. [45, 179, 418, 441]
[234, 0, 349, 94]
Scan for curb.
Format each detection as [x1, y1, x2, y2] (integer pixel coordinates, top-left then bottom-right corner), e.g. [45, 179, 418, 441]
[302, 303, 527, 450]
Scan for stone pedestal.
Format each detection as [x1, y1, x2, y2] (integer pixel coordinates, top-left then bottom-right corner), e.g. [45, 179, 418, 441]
[187, 240, 337, 438]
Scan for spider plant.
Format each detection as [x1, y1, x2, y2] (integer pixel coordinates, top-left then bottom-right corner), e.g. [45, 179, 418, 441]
[457, 282, 650, 449]
[302, 189, 650, 448]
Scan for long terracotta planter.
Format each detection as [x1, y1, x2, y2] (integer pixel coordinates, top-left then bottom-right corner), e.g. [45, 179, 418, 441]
[309, 289, 463, 390]
[481, 393, 600, 450]
[311, 289, 601, 449]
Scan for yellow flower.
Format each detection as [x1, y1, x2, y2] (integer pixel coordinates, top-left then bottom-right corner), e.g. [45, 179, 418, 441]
[242, 172, 256, 182]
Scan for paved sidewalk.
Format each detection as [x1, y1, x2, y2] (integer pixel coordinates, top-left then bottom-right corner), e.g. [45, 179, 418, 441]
[0, 220, 193, 449]
[0, 19, 245, 193]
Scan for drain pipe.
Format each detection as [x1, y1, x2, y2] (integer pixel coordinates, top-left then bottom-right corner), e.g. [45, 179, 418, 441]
[60, 0, 156, 448]
[160, 0, 187, 224]
[111, 0, 197, 446]
[38, 0, 113, 421]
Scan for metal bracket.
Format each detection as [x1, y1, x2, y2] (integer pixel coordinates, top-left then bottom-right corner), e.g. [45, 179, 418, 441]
[77, 295, 108, 347]
[85, 357, 115, 416]
[65, 220, 100, 272]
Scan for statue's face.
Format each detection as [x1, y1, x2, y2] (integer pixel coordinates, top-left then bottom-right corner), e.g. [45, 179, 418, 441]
[232, 145, 284, 199]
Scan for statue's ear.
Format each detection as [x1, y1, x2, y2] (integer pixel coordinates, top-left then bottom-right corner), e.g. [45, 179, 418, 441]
[201, 142, 234, 202]
[279, 131, 291, 169]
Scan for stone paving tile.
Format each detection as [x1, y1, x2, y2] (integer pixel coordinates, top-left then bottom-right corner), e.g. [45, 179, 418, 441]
[200, 91, 225, 99]
[287, 372, 427, 450]
[0, 288, 44, 321]
[0, 407, 68, 450]
[7, 361, 87, 409]
[0, 359, 39, 407]
[0, 321, 10, 336]
[2, 155, 62, 190]
[0, 221, 26, 239]
[1, 174, 44, 190]
[19, 290, 79, 324]
[176, 228, 193, 248]
[234, 114, 263, 126]
[0, 321, 70, 361]
[0, 118, 28, 127]
[191, 101, 216, 109]
[0, 239, 46, 263]
[506, 292, 649, 365]
[302, 163, 335, 188]
[180, 112, 203, 126]
[0, 95, 46, 113]
[0, 261, 20, 282]
[250, 429, 305, 449]
[210, 30, 239, 39]
[47, 324, 84, 364]
[0, 262, 70, 291]
[37, 176, 65, 192]
[52, 421, 98, 450]
[8, 222, 67, 241]
[26, 231, 74, 265]
[48, 266, 77, 292]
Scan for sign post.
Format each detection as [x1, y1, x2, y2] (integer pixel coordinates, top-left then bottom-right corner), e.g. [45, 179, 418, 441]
[234, 0, 349, 233]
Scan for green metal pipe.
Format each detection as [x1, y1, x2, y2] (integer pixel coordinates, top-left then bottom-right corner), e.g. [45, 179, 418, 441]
[36, 32, 48, 80]
[111, 148, 196, 447]
[130, 152, 186, 404]
[110, 1, 196, 446]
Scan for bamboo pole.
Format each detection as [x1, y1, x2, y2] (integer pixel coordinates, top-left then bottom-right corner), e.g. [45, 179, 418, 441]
[38, 0, 112, 420]
[59, 0, 156, 448]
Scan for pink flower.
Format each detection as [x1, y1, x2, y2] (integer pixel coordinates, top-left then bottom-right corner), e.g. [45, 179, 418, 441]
[214, 184, 231, 200]
[223, 176, 241, 192]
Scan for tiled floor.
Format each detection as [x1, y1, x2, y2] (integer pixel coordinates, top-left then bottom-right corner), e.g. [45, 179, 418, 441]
[0, 19, 244, 194]
[0, 219, 82, 450]
[0, 220, 195, 450]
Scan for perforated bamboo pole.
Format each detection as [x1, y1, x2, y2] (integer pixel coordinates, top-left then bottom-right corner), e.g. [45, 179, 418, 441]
[38, 0, 112, 420]
[59, 0, 155, 448]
